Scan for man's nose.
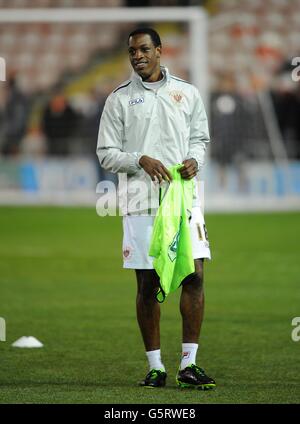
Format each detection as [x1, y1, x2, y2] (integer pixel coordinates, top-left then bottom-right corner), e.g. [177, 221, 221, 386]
[133, 49, 143, 60]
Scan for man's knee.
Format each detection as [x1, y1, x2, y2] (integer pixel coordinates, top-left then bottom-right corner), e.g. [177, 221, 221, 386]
[136, 270, 160, 302]
[181, 271, 203, 292]
[181, 260, 204, 292]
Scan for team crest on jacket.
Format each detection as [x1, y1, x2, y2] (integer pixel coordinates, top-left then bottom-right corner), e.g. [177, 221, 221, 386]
[169, 90, 184, 105]
[123, 246, 133, 260]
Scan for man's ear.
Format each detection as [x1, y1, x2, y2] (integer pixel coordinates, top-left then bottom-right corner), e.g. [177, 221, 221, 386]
[156, 46, 162, 58]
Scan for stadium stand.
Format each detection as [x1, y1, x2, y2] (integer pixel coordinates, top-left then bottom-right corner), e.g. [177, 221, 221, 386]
[0, 0, 123, 7]
[209, 0, 300, 163]
[1, 0, 299, 93]
[0, 22, 126, 93]
[210, 0, 300, 93]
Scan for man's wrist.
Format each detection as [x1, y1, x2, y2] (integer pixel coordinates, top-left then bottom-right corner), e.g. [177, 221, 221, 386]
[138, 155, 147, 168]
[135, 153, 144, 169]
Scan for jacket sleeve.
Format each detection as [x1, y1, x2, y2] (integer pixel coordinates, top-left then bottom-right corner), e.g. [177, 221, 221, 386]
[96, 93, 143, 174]
[186, 88, 210, 171]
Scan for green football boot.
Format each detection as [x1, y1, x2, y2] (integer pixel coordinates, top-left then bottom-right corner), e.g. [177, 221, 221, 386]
[176, 364, 216, 390]
[140, 369, 167, 388]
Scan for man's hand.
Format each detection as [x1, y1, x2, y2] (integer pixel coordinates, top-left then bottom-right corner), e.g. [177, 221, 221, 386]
[139, 155, 173, 183]
[178, 158, 198, 180]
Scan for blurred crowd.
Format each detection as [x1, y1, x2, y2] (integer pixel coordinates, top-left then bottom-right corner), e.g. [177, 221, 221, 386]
[271, 61, 300, 160]
[0, 74, 29, 156]
[210, 67, 300, 164]
[0, 74, 107, 158]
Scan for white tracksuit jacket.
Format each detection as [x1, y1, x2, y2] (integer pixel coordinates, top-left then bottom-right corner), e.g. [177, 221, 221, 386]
[96, 66, 210, 215]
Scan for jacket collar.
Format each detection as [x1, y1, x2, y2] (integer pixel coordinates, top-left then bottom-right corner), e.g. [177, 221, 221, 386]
[131, 65, 170, 87]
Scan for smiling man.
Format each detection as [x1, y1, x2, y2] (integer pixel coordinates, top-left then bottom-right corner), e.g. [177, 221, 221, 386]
[96, 28, 215, 390]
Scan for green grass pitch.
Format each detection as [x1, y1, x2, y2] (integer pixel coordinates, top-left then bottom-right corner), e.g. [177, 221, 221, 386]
[0, 207, 299, 404]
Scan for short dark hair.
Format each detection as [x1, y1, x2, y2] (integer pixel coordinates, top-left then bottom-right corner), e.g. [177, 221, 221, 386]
[127, 28, 162, 48]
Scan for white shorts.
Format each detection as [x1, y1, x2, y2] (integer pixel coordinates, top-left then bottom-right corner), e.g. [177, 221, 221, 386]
[122, 207, 211, 269]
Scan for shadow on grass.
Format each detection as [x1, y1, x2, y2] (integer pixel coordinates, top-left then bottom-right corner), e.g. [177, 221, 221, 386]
[0, 379, 219, 393]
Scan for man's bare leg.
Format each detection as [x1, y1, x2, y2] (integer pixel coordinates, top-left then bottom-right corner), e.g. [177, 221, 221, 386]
[180, 259, 205, 343]
[135, 269, 161, 351]
[136, 269, 167, 387]
[177, 259, 216, 389]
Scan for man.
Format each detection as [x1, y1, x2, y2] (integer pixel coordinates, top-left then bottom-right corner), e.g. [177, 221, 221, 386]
[1, 74, 28, 156]
[42, 91, 78, 156]
[97, 28, 216, 390]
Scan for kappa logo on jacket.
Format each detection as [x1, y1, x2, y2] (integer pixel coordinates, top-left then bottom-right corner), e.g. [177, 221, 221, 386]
[129, 97, 144, 106]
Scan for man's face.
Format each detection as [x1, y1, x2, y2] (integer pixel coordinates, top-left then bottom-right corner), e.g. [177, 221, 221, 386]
[128, 33, 161, 81]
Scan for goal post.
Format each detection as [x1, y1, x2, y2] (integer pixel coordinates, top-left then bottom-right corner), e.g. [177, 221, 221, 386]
[0, 6, 209, 104]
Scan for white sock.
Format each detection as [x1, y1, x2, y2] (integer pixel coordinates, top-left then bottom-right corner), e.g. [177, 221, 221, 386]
[146, 349, 165, 372]
[180, 343, 198, 370]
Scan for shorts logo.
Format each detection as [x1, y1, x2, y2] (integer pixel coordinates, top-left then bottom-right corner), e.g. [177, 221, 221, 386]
[197, 222, 209, 244]
[196, 223, 203, 241]
[129, 97, 144, 106]
[123, 246, 133, 260]
[169, 90, 184, 105]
